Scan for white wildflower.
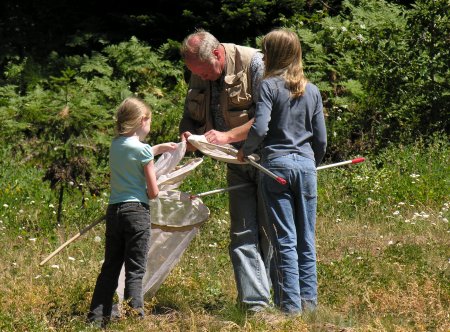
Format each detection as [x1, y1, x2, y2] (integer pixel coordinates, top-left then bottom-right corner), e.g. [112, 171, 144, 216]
[3, 204, 8, 208]
[94, 236, 101, 243]
[68, 256, 75, 261]
[29, 238, 37, 242]
[48, 204, 54, 208]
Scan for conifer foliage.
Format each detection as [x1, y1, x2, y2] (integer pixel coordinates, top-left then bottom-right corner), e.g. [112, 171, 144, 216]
[0, 37, 184, 223]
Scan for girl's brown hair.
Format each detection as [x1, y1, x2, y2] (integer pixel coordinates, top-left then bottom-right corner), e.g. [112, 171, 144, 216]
[262, 28, 308, 98]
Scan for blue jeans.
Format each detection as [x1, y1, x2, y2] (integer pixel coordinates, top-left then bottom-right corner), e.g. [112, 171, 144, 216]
[227, 163, 271, 310]
[260, 154, 318, 314]
[88, 202, 151, 324]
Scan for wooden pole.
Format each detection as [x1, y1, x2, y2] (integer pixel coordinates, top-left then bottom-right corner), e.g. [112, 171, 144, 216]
[39, 215, 106, 266]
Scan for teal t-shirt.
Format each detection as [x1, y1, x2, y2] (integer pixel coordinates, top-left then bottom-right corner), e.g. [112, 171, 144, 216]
[109, 136, 154, 204]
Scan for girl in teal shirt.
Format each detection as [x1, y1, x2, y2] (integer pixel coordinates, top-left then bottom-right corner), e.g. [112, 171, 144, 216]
[88, 97, 175, 327]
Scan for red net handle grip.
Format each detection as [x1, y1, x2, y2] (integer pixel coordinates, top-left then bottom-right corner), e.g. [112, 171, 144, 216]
[352, 157, 365, 164]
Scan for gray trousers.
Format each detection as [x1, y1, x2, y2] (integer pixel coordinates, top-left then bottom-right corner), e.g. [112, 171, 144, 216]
[88, 202, 150, 323]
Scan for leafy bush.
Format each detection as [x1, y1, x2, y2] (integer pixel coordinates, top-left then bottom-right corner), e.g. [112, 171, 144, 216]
[0, 37, 185, 222]
[287, 0, 449, 159]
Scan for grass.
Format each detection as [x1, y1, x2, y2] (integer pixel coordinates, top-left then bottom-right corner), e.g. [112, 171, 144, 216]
[0, 136, 449, 331]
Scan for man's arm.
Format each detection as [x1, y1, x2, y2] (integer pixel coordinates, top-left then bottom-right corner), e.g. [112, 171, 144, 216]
[204, 118, 254, 144]
[249, 51, 265, 104]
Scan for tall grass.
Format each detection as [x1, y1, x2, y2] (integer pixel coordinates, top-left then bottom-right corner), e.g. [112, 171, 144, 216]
[0, 135, 448, 331]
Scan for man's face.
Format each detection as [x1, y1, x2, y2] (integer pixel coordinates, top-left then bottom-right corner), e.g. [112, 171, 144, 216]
[185, 57, 222, 81]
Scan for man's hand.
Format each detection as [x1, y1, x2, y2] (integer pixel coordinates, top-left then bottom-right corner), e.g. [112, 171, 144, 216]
[180, 131, 192, 142]
[236, 148, 245, 163]
[204, 119, 254, 145]
[204, 130, 230, 145]
[180, 131, 197, 152]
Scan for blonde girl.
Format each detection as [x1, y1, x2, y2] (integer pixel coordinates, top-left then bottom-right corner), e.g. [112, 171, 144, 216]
[87, 97, 175, 327]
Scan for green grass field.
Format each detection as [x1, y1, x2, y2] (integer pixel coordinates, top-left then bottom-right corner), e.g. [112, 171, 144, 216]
[0, 137, 448, 331]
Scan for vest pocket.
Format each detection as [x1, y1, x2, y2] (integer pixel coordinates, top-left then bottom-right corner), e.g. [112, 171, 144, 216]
[187, 89, 206, 123]
[225, 71, 252, 107]
[225, 109, 250, 128]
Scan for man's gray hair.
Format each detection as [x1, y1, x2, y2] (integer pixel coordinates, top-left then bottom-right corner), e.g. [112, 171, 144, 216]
[180, 28, 220, 62]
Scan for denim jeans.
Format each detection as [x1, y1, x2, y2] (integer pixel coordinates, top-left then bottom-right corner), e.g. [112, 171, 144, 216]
[260, 154, 318, 314]
[227, 163, 271, 310]
[87, 202, 151, 323]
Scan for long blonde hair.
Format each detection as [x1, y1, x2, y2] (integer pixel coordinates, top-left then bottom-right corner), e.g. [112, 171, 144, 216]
[115, 97, 151, 136]
[262, 28, 307, 98]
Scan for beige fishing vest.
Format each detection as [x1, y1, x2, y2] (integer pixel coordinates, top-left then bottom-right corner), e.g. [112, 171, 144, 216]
[183, 43, 257, 134]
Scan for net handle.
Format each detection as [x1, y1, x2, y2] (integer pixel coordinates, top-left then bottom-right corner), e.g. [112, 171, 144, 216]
[39, 215, 105, 266]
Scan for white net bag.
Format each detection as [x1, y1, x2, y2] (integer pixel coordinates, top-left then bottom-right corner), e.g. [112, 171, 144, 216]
[154, 141, 187, 178]
[116, 191, 209, 300]
[157, 158, 203, 191]
[155, 141, 203, 191]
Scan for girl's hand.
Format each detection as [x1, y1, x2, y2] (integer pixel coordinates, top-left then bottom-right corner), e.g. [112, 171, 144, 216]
[153, 142, 177, 155]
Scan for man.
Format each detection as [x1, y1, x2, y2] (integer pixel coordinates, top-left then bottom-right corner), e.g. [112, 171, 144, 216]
[179, 29, 271, 313]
